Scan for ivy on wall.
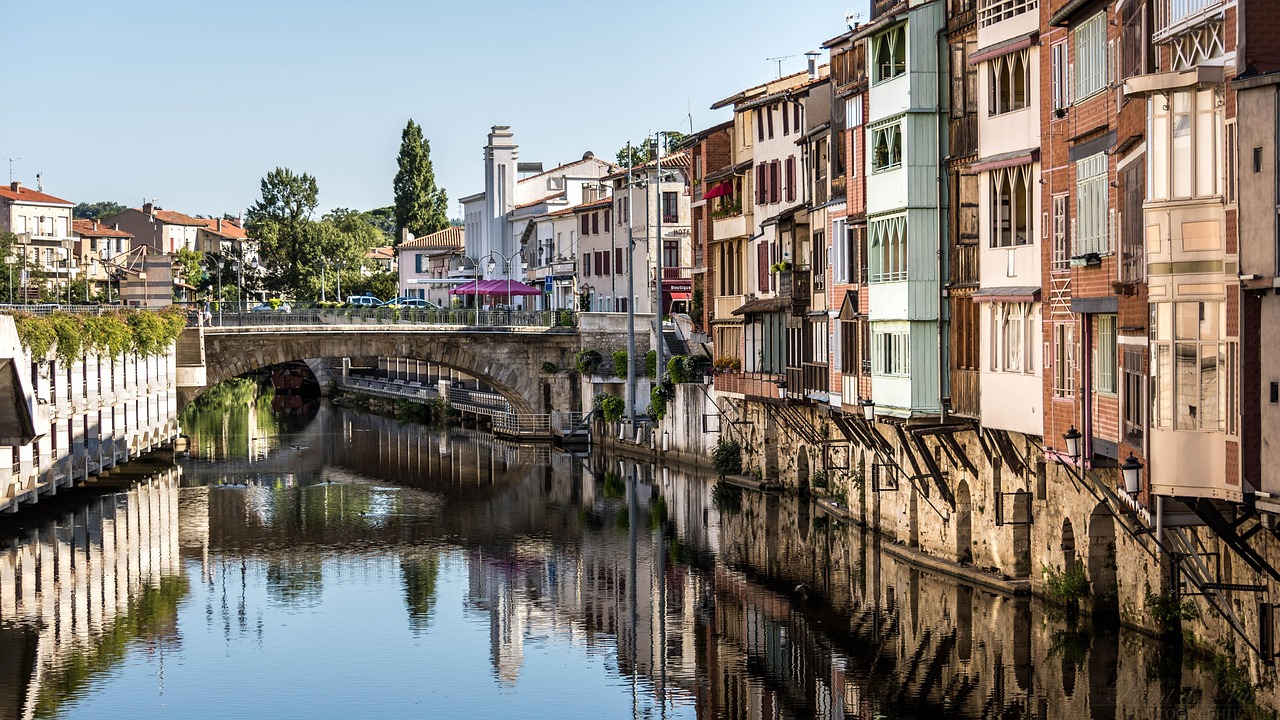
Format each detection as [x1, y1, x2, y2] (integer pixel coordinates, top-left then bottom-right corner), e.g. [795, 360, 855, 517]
[12, 308, 188, 365]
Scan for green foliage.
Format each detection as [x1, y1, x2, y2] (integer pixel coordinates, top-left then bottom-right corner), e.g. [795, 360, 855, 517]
[612, 350, 629, 378]
[393, 119, 450, 242]
[644, 350, 657, 377]
[1145, 589, 1198, 630]
[173, 248, 204, 288]
[810, 470, 829, 490]
[557, 310, 575, 327]
[1042, 559, 1090, 607]
[713, 356, 741, 373]
[578, 290, 592, 311]
[72, 200, 127, 220]
[575, 349, 602, 375]
[541, 361, 558, 374]
[597, 394, 625, 423]
[649, 386, 667, 421]
[665, 355, 705, 384]
[601, 471, 626, 499]
[711, 439, 743, 477]
[345, 270, 398, 301]
[246, 167, 319, 296]
[614, 131, 689, 167]
[690, 284, 704, 330]
[14, 308, 187, 363]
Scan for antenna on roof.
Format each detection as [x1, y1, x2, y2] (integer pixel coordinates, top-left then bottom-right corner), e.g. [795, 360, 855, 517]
[35, 172, 42, 192]
[767, 55, 795, 78]
[4, 158, 19, 184]
[845, 8, 865, 29]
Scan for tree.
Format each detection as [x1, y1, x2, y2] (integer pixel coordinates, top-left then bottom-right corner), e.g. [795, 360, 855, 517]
[614, 131, 689, 167]
[173, 248, 203, 290]
[245, 167, 319, 297]
[74, 201, 127, 220]
[393, 119, 449, 243]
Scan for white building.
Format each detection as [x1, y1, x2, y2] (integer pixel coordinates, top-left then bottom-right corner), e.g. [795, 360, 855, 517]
[461, 126, 616, 289]
[0, 181, 77, 283]
[603, 148, 692, 316]
[397, 226, 464, 305]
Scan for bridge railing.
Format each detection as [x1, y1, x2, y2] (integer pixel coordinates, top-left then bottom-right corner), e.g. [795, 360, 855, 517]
[205, 307, 577, 329]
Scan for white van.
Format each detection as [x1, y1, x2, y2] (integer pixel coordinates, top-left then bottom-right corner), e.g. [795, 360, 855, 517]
[346, 295, 381, 307]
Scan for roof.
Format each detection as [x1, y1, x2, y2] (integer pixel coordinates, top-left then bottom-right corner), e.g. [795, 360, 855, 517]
[710, 66, 829, 110]
[673, 120, 735, 150]
[400, 225, 463, 250]
[141, 208, 206, 226]
[731, 297, 791, 316]
[72, 219, 133, 238]
[0, 184, 73, 206]
[196, 218, 248, 240]
[604, 150, 691, 181]
[514, 192, 565, 211]
[367, 246, 395, 261]
[515, 155, 618, 186]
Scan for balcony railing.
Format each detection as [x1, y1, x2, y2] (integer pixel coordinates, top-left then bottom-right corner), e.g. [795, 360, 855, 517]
[1154, 0, 1221, 35]
[777, 270, 810, 315]
[662, 266, 692, 281]
[949, 243, 979, 287]
[978, 0, 1037, 27]
[714, 294, 744, 319]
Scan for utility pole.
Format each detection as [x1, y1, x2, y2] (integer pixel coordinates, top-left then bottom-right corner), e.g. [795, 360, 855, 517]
[625, 142, 637, 429]
[652, 135, 665, 386]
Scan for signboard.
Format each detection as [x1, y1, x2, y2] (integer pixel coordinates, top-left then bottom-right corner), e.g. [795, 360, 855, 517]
[544, 276, 553, 292]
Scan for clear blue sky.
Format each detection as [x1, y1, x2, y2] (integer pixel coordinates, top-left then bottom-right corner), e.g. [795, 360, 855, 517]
[0, 0, 867, 218]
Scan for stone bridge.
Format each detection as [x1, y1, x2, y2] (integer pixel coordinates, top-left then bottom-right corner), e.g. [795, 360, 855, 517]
[179, 323, 582, 415]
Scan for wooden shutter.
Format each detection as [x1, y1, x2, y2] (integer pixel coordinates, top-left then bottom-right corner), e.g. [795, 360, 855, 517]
[782, 102, 790, 135]
[757, 109, 765, 141]
[583, 253, 590, 277]
[757, 242, 770, 291]
[604, 208, 610, 231]
[767, 105, 774, 138]
[581, 214, 589, 236]
[592, 212, 599, 235]
[771, 160, 781, 204]
[786, 157, 796, 202]
[615, 247, 623, 274]
[756, 164, 766, 205]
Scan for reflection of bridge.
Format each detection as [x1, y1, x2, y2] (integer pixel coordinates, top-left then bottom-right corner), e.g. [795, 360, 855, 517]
[178, 315, 581, 417]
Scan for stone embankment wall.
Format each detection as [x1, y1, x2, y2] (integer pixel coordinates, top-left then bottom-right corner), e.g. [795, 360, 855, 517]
[636, 379, 1280, 708]
[0, 316, 182, 514]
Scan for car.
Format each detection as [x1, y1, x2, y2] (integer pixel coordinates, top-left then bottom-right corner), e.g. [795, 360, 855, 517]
[251, 302, 292, 313]
[381, 297, 442, 309]
[346, 295, 382, 307]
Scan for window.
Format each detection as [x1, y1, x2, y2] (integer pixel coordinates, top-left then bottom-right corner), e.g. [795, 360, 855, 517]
[991, 163, 1033, 247]
[1049, 322, 1070, 394]
[1073, 12, 1108, 101]
[873, 25, 907, 84]
[1094, 314, 1117, 394]
[582, 253, 590, 277]
[1149, 88, 1223, 201]
[1075, 153, 1109, 256]
[1122, 347, 1146, 448]
[615, 247, 623, 275]
[757, 108, 765, 142]
[661, 192, 678, 223]
[605, 207, 611, 231]
[1119, 162, 1145, 283]
[831, 218, 851, 283]
[841, 320, 859, 373]
[812, 230, 826, 291]
[580, 214, 590, 236]
[872, 327, 910, 376]
[771, 160, 781, 203]
[794, 103, 801, 132]
[663, 240, 680, 269]
[1050, 42, 1070, 112]
[595, 251, 605, 276]
[1051, 194, 1070, 271]
[782, 101, 790, 135]
[1152, 301, 1232, 432]
[592, 212, 599, 235]
[989, 49, 1030, 115]
[869, 214, 907, 283]
[871, 123, 902, 172]
[1003, 305, 1025, 372]
[1118, 0, 1151, 81]
[767, 105, 775, 139]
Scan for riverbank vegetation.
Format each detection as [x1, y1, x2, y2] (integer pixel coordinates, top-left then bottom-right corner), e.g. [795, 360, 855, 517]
[13, 307, 188, 364]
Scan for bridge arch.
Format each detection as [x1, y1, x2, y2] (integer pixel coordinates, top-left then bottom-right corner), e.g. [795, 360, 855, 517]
[190, 327, 581, 415]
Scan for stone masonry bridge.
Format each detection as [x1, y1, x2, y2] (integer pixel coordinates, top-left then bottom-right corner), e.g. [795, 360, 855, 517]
[177, 311, 582, 415]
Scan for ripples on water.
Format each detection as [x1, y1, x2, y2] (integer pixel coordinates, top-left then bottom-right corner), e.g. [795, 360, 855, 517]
[0, 399, 1250, 719]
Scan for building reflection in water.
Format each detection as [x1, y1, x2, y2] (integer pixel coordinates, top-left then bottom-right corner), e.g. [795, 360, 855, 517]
[4, 389, 1240, 719]
[0, 467, 184, 720]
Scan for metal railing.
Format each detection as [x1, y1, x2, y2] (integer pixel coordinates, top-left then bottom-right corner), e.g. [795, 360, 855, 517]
[204, 307, 577, 330]
[1154, 0, 1221, 34]
[337, 375, 439, 402]
[492, 412, 552, 438]
[978, 0, 1037, 27]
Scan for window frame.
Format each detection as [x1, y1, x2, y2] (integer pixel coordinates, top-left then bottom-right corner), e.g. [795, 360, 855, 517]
[1075, 153, 1109, 257]
[1073, 12, 1109, 103]
[872, 24, 907, 85]
[870, 122, 903, 173]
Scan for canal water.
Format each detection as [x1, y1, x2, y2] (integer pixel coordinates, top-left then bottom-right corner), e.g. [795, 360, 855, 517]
[0, 392, 1250, 718]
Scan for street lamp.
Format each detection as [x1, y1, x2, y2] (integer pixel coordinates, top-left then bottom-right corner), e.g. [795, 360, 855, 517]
[4, 253, 15, 304]
[1121, 454, 1143, 496]
[1063, 426, 1082, 461]
[860, 397, 875, 423]
[482, 249, 521, 314]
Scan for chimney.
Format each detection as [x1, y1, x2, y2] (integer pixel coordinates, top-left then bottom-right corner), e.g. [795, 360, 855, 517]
[805, 51, 820, 80]
[217, 218, 223, 232]
[9, 181, 19, 192]
[143, 202, 154, 215]
[93, 221, 99, 231]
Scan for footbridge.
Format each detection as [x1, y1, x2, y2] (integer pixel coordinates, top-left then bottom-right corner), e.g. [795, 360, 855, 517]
[179, 308, 582, 417]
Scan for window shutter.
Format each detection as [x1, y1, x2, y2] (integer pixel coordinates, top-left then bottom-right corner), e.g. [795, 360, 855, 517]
[583, 253, 590, 277]
[772, 160, 781, 203]
[756, 164, 766, 205]
[605, 208, 610, 231]
[757, 242, 770, 291]
[783, 103, 790, 135]
[767, 105, 774, 139]
[592, 213, 599, 235]
[615, 247, 623, 274]
[786, 157, 796, 202]
[757, 109, 765, 141]
[581, 215, 589, 236]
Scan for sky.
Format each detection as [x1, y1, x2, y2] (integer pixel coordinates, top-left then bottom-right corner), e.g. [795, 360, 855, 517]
[0, 0, 868, 219]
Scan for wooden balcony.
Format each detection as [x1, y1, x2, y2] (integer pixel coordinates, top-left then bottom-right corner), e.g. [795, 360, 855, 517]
[948, 368, 980, 419]
[714, 371, 784, 400]
[777, 270, 811, 315]
[662, 266, 692, 281]
[714, 294, 744, 319]
[949, 243, 979, 287]
[713, 213, 747, 240]
[950, 114, 978, 159]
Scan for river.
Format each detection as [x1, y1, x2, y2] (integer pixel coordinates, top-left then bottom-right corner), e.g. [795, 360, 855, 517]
[0, 392, 1249, 719]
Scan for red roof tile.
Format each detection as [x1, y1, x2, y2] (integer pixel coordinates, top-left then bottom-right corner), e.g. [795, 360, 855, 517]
[0, 185, 74, 206]
[72, 219, 133, 238]
[196, 218, 249, 239]
[144, 208, 206, 226]
[400, 226, 464, 250]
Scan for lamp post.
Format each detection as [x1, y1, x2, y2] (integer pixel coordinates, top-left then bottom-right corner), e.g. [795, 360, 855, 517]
[483, 248, 521, 315]
[335, 259, 345, 303]
[860, 397, 875, 423]
[1121, 454, 1143, 496]
[61, 239, 73, 306]
[4, 253, 14, 304]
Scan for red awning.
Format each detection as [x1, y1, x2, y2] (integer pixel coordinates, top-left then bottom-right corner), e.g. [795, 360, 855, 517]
[668, 291, 691, 301]
[703, 182, 733, 200]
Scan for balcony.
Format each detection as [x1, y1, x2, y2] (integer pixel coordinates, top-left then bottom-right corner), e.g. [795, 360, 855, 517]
[950, 114, 978, 159]
[712, 213, 747, 240]
[1154, 0, 1222, 38]
[714, 294, 745, 319]
[777, 270, 811, 315]
[949, 243, 979, 287]
[662, 267, 691, 281]
[714, 371, 784, 400]
[948, 368, 981, 419]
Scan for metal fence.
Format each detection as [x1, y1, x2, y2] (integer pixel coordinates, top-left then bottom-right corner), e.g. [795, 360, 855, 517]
[204, 307, 577, 330]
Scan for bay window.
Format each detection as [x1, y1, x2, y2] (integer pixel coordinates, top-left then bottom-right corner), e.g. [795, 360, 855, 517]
[991, 163, 1033, 247]
[1152, 301, 1234, 433]
[1149, 87, 1223, 201]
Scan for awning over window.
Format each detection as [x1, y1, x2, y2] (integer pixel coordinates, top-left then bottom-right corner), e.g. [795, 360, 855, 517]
[971, 286, 1042, 303]
[838, 289, 861, 320]
[668, 291, 691, 301]
[703, 182, 733, 200]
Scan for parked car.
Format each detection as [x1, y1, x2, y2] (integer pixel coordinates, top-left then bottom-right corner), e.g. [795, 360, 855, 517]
[251, 302, 292, 313]
[346, 295, 382, 307]
[382, 297, 442, 309]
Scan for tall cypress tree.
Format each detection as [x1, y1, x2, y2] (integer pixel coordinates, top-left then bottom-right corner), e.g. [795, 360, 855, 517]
[393, 119, 449, 244]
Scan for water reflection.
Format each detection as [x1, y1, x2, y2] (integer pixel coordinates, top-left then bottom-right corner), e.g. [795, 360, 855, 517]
[0, 393, 1246, 719]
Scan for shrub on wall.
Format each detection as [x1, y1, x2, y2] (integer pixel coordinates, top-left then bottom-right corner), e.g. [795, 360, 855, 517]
[711, 439, 742, 477]
[612, 350, 629, 378]
[575, 349, 602, 375]
[13, 308, 188, 363]
[644, 350, 657, 377]
[597, 394, 625, 423]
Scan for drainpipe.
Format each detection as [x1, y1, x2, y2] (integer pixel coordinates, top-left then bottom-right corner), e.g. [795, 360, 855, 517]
[937, 26, 950, 423]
